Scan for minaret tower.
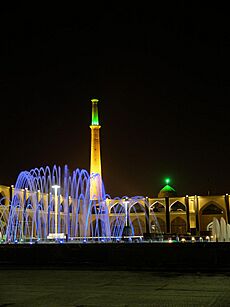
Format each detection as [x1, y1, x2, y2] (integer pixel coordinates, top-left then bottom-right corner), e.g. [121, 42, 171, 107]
[90, 98, 102, 200]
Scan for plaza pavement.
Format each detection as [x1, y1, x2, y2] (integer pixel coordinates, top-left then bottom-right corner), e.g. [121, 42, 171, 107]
[0, 269, 230, 306]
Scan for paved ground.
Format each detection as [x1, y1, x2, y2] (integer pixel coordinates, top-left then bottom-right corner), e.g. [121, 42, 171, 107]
[0, 269, 230, 306]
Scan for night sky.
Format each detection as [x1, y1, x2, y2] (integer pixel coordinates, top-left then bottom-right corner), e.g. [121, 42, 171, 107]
[1, 3, 230, 198]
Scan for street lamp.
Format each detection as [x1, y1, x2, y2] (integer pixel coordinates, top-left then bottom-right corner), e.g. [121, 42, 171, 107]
[124, 197, 129, 227]
[52, 185, 60, 239]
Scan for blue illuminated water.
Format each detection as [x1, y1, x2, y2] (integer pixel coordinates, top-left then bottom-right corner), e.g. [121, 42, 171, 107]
[0, 165, 161, 243]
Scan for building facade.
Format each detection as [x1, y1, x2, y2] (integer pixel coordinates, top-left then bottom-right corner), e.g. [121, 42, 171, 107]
[0, 183, 229, 238]
[0, 98, 229, 240]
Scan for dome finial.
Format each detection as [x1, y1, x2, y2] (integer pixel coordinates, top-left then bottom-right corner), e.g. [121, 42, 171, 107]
[165, 178, 170, 185]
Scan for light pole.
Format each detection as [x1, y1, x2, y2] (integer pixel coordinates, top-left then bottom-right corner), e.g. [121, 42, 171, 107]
[124, 198, 129, 227]
[122, 197, 131, 241]
[52, 185, 60, 239]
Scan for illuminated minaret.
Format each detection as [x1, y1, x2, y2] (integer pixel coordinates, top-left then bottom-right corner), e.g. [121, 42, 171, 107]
[90, 98, 102, 200]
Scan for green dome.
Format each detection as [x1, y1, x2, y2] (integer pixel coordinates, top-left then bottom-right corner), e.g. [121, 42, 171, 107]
[158, 184, 177, 198]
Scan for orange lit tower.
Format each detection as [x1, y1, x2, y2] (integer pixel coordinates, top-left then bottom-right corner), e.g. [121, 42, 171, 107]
[90, 98, 102, 200]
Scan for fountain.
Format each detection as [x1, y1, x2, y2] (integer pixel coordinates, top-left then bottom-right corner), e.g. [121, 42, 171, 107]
[212, 217, 230, 242]
[1, 165, 161, 243]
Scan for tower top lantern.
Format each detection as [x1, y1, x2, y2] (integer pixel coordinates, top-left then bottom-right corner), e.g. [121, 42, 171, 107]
[91, 98, 100, 126]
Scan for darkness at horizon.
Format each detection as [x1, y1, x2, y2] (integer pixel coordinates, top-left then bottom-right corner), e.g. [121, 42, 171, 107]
[1, 3, 230, 198]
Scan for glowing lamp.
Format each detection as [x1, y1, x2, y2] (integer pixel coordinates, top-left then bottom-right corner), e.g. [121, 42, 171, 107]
[165, 178, 170, 185]
[52, 185, 60, 189]
[91, 98, 99, 125]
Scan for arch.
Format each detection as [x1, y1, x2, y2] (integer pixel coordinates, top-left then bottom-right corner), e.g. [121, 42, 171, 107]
[0, 192, 6, 206]
[201, 202, 224, 215]
[150, 201, 165, 213]
[200, 201, 226, 232]
[25, 196, 33, 210]
[129, 202, 145, 213]
[170, 201, 186, 212]
[12, 194, 21, 208]
[37, 200, 44, 211]
[171, 217, 187, 234]
[110, 203, 125, 214]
